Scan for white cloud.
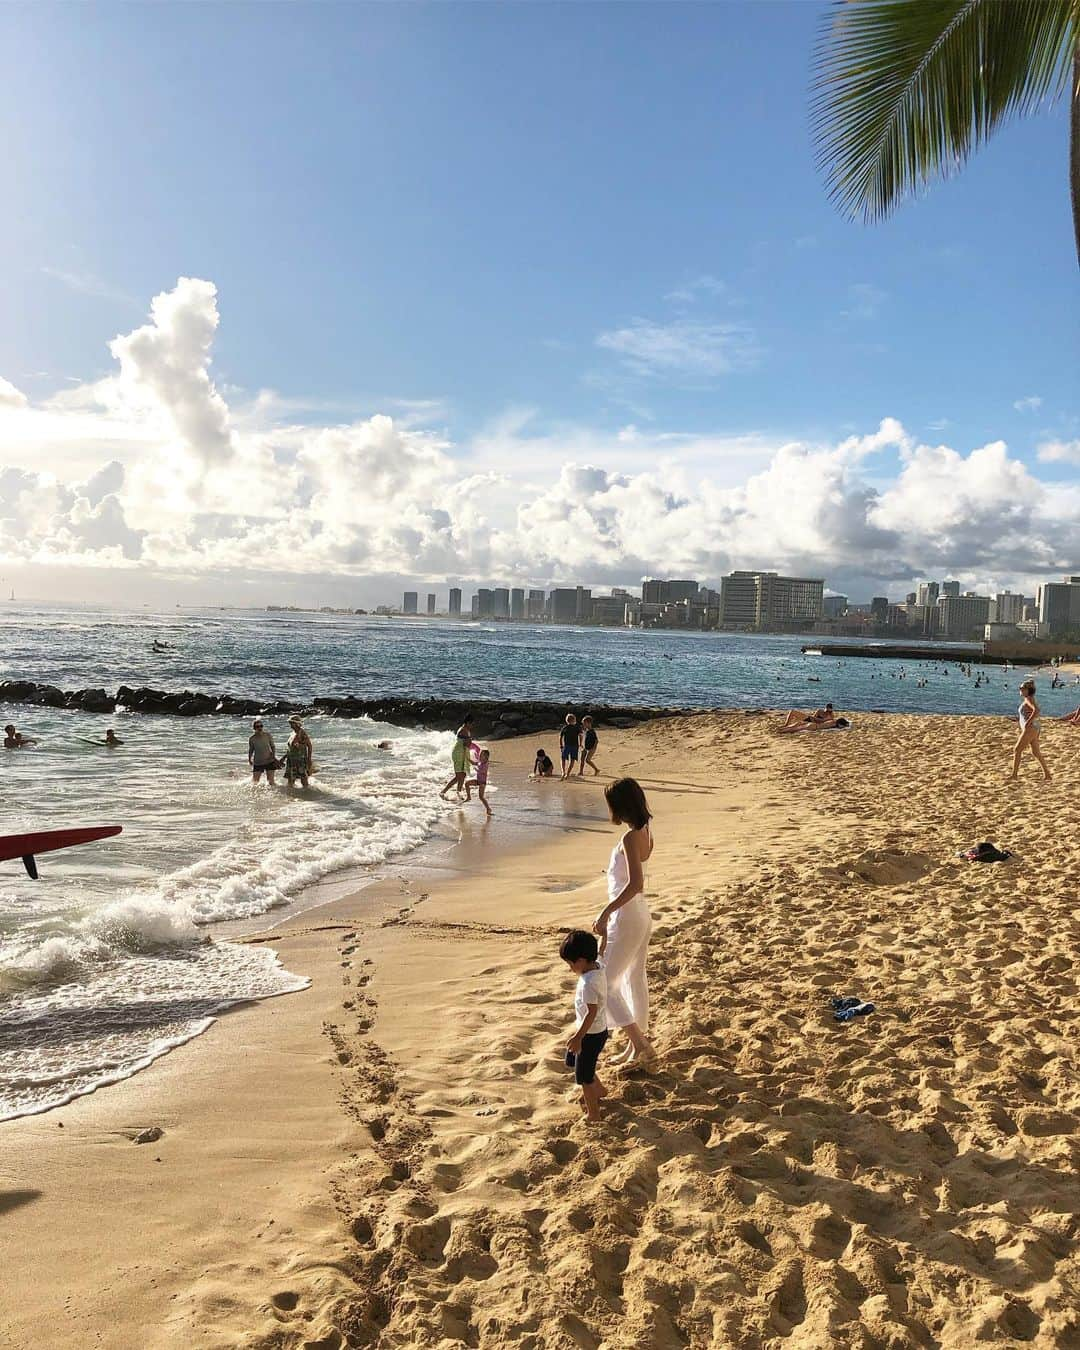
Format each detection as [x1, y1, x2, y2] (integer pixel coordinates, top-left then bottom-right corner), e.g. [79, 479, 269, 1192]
[0, 377, 27, 408]
[595, 317, 760, 379]
[2, 277, 1076, 601]
[41, 266, 135, 305]
[1038, 439, 1080, 465]
[841, 283, 887, 321]
[107, 276, 235, 468]
[1013, 395, 1043, 413]
[664, 274, 727, 304]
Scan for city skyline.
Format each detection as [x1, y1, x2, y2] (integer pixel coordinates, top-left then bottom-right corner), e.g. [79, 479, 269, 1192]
[389, 570, 1080, 640]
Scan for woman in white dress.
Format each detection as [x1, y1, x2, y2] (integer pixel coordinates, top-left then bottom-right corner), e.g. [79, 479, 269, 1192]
[593, 777, 656, 1068]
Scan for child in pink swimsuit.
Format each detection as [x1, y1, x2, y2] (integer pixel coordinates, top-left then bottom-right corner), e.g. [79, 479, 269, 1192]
[465, 748, 493, 815]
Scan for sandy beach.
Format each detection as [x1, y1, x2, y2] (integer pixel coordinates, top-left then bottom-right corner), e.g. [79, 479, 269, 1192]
[3, 711, 1079, 1349]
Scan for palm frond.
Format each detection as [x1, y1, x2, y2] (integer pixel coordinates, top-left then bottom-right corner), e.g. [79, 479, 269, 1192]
[812, 0, 1078, 221]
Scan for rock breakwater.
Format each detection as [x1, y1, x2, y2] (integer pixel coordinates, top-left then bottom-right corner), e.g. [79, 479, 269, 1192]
[0, 681, 708, 739]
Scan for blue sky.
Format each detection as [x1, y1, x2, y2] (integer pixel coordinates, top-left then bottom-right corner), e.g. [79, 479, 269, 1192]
[0, 1, 1077, 606]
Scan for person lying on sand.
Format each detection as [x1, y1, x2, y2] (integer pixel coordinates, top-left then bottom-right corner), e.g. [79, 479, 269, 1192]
[778, 704, 837, 733]
[1055, 706, 1080, 727]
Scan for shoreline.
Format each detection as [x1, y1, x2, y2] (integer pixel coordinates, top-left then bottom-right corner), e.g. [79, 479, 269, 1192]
[3, 712, 1079, 1347]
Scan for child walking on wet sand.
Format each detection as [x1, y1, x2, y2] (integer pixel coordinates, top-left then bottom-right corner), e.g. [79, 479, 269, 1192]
[560, 930, 609, 1122]
[465, 747, 493, 815]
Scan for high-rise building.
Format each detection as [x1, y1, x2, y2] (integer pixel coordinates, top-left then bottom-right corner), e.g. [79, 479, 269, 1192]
[476, 588, 494, 618]
[1038, 577, 1080, 635]
[719, 572, 761, 627]
[548, 588, 579, 624]
[939, 593, 990, 639]
[470, 594, 479, 617]
[823, 594, 848, 618]
[590, 595, 627, 625]
[719, 572, 823, 629]
[991, 591, 1023, 625]
[666, 580, 699, 604]
[641, 578, 698, 605]
[426, 593, 436, 615]
[916, 581, 940, 608]
[575, 586, 592, 621]
[905, 592, 918, 606]
[510, 588, 525, 620]
[870, 597, 889, 623]
[448, 587, 462, 617]
[527, 589, 545, 620]
[492, 587, 510, 619]
[402, 591, 418, 615]
[941, 580, 961, 598]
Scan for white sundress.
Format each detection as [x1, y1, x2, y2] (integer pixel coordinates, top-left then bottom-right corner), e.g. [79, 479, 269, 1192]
[603, 828, 653, 1031]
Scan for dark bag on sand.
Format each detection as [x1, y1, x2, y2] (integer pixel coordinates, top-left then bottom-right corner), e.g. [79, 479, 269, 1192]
[961, 841, 1012, 863]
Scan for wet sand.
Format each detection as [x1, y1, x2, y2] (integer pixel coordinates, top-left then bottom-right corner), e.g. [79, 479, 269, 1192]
[3, 713, 1079, 1348]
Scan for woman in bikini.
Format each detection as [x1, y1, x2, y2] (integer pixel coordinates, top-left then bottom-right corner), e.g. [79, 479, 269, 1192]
[592, 777, 656, 1070]
[1011, 680, 1052, 782]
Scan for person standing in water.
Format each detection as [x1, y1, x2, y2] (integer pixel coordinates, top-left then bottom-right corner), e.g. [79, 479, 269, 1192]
[1011, 680, 1052, 782]
[464, 747, 493, 815]
[285, 716, 313, 789]
[592, 777, 656, 1070]
[248, 719, 278, 785]
[440, 718, 474, 799]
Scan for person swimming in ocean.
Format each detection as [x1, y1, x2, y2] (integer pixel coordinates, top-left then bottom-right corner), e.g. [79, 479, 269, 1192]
[3, 724, 38, 748]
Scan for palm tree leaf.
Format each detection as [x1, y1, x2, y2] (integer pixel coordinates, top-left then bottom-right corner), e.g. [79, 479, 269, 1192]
[812, 0, 1078, 221]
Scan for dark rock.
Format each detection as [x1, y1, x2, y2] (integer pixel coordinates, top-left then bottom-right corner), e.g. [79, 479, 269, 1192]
[132, 1126, 163, 1144]
[68, 688, 114, 713]
[29, 684, 66, 708]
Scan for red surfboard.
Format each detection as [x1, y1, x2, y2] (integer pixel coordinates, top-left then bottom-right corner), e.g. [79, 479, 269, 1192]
[0, 826, 122, 879]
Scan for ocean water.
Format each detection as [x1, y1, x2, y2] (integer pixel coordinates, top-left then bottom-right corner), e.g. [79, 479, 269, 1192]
[1, 603, 1073, 1119]
[0, 692, 450, 1119]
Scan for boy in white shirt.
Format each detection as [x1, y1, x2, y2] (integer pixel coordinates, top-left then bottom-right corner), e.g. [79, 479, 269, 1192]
[559, 929, 609, 1122]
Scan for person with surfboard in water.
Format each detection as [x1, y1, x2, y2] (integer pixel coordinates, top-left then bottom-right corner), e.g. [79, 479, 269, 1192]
[79, 728, 124, 747]
[3, 723, 38, 748]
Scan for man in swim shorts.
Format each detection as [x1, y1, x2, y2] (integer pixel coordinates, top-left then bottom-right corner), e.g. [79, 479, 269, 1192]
[248, 719, 278, 785]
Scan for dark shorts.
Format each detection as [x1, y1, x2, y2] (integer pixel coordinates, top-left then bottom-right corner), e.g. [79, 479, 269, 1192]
[575, 1029, 609, 1085]
[561, 746, 578, 763]
[252, 761, 276, 775]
